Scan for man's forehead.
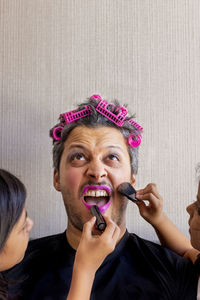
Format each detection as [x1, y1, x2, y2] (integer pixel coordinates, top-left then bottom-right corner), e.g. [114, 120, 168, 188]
[65, 126, 127, 149]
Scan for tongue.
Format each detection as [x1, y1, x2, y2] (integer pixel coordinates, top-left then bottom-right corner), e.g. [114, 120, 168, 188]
[85, 196, 107, 207]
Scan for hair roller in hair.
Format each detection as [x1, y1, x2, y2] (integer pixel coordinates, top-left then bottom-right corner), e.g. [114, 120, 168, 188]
[128, 133, 142, 148]
[52, 126, 64, 141]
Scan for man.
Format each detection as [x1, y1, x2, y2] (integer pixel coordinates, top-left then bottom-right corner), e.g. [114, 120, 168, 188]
[6, 95, 198, 299]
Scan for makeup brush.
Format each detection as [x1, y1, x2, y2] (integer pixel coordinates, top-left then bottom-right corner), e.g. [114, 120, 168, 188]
[117, 182, 140, 203]
[90, 205, 106, 231]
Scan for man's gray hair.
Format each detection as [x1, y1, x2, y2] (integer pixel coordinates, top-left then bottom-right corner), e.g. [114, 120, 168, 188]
[49, 96, 142, 174]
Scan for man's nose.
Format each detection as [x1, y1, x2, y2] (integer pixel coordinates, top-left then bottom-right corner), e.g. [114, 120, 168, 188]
[86, 160, 107, 180]
[186, 203, 194, 216]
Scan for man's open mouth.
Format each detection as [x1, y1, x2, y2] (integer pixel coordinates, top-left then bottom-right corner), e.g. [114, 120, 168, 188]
[81, 185, 111, 213]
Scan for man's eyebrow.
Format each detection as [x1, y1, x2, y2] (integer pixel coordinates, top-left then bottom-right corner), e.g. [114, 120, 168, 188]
[67, 145, 124, 151]
[68, 144, 86, 151]
[107, 145, 124, 151]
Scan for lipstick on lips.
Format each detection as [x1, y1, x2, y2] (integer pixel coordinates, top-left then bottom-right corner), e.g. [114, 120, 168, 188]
[81, 185, 111, 213]
[81, 185, 111, 232]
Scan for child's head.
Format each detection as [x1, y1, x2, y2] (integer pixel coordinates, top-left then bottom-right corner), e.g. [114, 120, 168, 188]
[0, 169, 33, 271]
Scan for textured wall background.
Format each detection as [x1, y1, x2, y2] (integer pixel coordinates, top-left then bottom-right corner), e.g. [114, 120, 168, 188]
[0, 0, 200, 242]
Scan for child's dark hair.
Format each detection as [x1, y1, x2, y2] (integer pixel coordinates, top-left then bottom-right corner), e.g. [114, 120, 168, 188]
[0, 169, 26, 298]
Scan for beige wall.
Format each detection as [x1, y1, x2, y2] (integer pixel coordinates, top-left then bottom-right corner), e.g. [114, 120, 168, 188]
[0, 0, 200, 242]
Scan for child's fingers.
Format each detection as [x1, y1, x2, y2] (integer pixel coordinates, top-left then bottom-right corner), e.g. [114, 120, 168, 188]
[137, 185, 162, 207]
[99, 216, 120, 252]
[136, 192, 159, 205]
[137, 183, 162, 200]
[101, 216, 119, 238]
[82, 216, 96, 238]
[136, 200, 147, 210]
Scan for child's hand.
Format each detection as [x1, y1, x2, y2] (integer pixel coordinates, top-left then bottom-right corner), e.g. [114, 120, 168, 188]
[74, 215, 120, 274]
[136, 183, 165, 227]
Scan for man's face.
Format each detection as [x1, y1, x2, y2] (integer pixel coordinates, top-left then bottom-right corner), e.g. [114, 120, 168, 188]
[54, 126, 135, 234]
[186, 182, 200, 250]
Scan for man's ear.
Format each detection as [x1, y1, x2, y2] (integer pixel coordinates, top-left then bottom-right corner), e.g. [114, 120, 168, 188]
[53, 169, 61, 191]
[131, 174, 136, 187]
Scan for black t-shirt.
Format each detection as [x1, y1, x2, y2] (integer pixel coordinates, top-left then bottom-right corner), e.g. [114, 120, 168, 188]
[5, 230, 198, 300]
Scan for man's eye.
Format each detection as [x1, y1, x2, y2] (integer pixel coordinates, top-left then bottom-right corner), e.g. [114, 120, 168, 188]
[70, 153, 85, 161]
[107, 154, 120, 161]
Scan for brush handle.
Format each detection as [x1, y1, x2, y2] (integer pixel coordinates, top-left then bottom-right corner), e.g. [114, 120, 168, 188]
[90, 205, 106, 231]
[126, 194, 140, 203]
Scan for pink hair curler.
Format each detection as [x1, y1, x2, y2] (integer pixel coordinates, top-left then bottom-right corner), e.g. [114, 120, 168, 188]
[127, 118, 143, 147]
[96, 99, 127, 127]
[92, 95, 143, 134]
[52, 126, 64, 141]
[128, 133, 142, 148]
[52, 105, 92, 142]
[51, 94, 144, 146]
[62, 105, 92, 124]
[91, 94, 103, 101]
[128, 118, 143, 131]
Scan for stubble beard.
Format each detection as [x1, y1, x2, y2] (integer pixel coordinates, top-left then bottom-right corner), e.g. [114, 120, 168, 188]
[63, 190, 128, 233]
[64, 200, 85, 232]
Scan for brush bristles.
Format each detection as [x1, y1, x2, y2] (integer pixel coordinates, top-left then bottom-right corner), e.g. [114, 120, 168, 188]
[117, 182, 136, 195]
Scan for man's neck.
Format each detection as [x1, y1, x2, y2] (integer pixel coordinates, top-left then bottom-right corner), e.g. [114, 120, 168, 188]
[66, 225, 82, 250]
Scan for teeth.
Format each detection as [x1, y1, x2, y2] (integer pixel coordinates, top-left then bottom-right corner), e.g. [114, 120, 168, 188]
[84, 189, 109, 197]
